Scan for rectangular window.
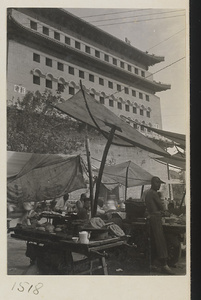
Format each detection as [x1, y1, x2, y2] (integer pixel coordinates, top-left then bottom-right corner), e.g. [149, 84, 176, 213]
[147, 111, 150, 118]
[128, 64, 132, 72]
[104, 54, 109, 62]
[117, 102, 122, 110]
[132, 90, 136, 97]
[135, 68, 139, 75]
[85, 46, 91, 54]
[100, 96, 105, 104]
[69, 66, 74, 75]
[90, 93, 94, 98]
[69, 87, 75, 95]
[109, 99, 114, 107]
[140, 109, 144, 116]
[30, 20, 37, 30]
[134, 123, 138, 129]
[99, 78, 104, 85]
[75, 41, 80, 49]
[120, 61, 125, 68]
[108, 81, 113, 89]
[95, 50, 100, 58]
[65, 36, 71, 45]
[57, 62, 64, 71]
[46, 57, 52, 67]
[124, 87, 129, 94]
[125, 104, 130, 112]
[46, 79, 52, 89]
[89, 74, 94, 82]
[33, 75, 40, 85]
[141, 125, 144, 131]
[141, 70, 145, 77]
[33, 53, 40, 63]
[117, 84, 121, 92]
[146, 95, 149, 101]
[54, 31, 60, 41]
[139, 92, 143, 99]
[133, 107, 137, 114]
[57, 83, 64, 93]
[43, 26, 49, 35]
[79, 70, 84, 79]
[113, 58, 117, 65]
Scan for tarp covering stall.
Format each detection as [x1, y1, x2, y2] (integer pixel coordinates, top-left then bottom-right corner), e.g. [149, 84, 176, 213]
[7, 151, 86, 203]
[93, 160, 154, 190]
[154, 152, 186, 170]
[54, 90, 170, 157]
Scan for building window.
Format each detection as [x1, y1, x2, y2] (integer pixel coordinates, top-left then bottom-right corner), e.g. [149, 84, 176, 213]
[57, 83, 65, 93]
[99, 78, 104, 85]
[33, 75, 40, 85]
[117, 102, 122, 110]
[46, 58, 52, 67]
[124, 87, 129, 94]
[43, 26, 49, 35]
[132, 90, 136, 97]
[109, 99, 114, 107]
[90, 93, 94, 98]
[140, 125, 145, 131]
[46, 79, 52, 89]
[146, 95, 149, 101]
[135, 68, 139, 75]
[120, 61, 125, 68]
[75, 41, 80, 49]
[117, 84, 121, 91]
[108, 81, 113, 89]
[133, 107, 137, 114]
[134, 123, 138, 129]
[69, 87, 75, 95]
[139, 92, 143, 99]
[100, 96, 105, 104]
[57, 62, 64, 71]
[128, 64, 132, 71]
[141, 70, 145, 77]
[89, 74, 94, 82]
[65, 36, 70, 45]
[30, 20, 37, 30]
[95, 50, 100, 58]
[33, 53, 40, 63]
[147, 111, 150, 118]
[79, 70, 84, 79]
[69, 66, 74, 75]
[113, 58, 117, 65]
[104, 54, 109, 62]
[140, 109, 144, 116]
[54, 31, 60, 41]
[85, 46, 91, 54]
[125, 104, 130, 112]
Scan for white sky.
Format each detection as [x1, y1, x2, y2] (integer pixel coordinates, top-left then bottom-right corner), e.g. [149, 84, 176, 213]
[66, 8, 187, 134]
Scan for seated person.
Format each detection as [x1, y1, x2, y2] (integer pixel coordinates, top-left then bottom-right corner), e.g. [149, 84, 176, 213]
[96, 198, 106, 216]
[76, 200, 88, 220]
[54, 193, 76, 213]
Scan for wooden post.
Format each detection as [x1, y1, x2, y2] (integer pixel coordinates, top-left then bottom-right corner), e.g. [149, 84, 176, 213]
[85, 137, 94, 216]
[167, 163, 172, 199]
[141, 185, 145, 198]
[124, 161, 131, 201]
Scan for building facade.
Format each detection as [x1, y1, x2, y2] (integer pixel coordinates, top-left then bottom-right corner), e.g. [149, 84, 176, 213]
[7, 8, 171, 137]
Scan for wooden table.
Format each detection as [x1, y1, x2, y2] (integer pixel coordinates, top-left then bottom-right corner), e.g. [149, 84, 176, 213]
[11, 227, 128, 275]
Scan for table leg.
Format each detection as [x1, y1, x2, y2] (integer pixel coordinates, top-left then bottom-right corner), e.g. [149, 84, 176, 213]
[101, 257, 108, 275]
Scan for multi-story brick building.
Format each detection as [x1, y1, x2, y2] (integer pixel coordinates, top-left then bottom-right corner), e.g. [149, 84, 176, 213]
[7, 8, 173, 198]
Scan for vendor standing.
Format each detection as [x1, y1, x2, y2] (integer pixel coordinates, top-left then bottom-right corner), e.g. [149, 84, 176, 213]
[145, 176, 174, 275]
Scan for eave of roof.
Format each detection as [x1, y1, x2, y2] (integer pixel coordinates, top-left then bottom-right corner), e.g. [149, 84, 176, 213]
[7, 14, 171, 93]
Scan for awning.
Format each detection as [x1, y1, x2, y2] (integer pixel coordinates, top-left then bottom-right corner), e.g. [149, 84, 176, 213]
[93, 160, 154, 189]
[7, 151, 86, 203]
[154, 152, 186, 170]
[54, 90, 170, 157]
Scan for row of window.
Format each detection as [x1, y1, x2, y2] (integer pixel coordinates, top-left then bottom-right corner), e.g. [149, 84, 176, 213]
[33, 74, 150, 117]
[30, 20, 147, 78]
[33, 53, 150, 101]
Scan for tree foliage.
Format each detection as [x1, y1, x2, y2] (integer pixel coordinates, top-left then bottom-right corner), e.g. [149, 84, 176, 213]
[7, 89, 87, 154]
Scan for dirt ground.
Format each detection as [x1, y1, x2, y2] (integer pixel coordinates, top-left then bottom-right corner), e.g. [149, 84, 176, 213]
[7, 233, 186, 276]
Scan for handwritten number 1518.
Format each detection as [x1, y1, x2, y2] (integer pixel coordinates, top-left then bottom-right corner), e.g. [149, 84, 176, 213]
[12, 282, 43, 295]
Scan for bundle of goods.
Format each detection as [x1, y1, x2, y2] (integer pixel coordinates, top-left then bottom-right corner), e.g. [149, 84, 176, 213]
[125, 198, 146, 220]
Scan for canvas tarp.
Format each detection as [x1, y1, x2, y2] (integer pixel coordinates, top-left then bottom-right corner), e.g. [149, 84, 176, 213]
[7, 151, 86, 203]
[93, 160, 154, 190]
[54, 90, 170, 157]
[154, 152, 186, 170]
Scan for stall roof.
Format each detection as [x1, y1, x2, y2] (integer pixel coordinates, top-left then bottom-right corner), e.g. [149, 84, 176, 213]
[7, 151, 86, 202]
[154, 153, 186, 170]
[54, 90, 169, 157]
[93, 160, 154, 189]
